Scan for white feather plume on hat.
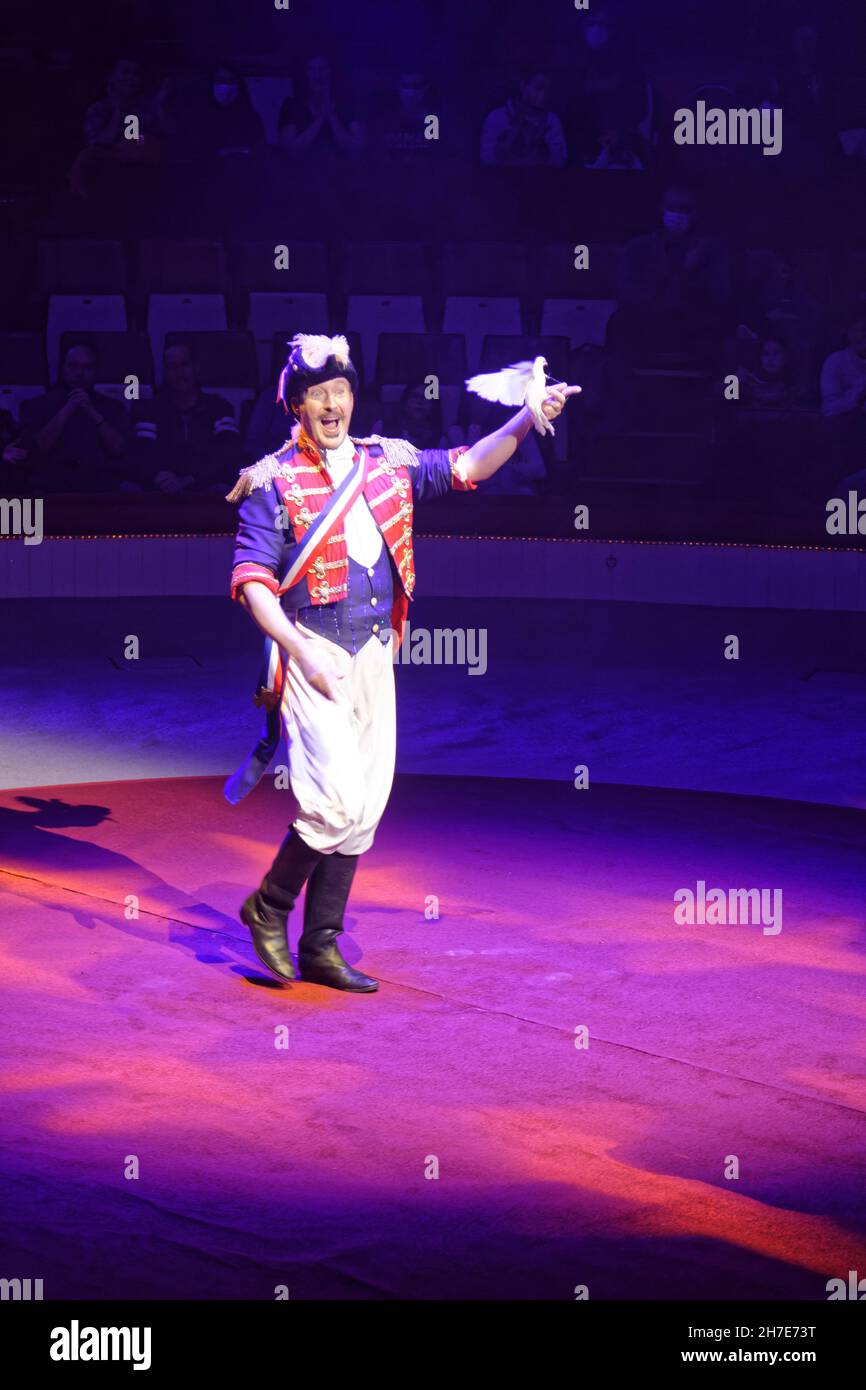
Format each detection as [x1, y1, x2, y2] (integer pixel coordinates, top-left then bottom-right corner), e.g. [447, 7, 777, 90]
[288, 333, 351, 369]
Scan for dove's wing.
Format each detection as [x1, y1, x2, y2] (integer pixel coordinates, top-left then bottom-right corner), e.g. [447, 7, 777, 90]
[465, 361, 535, 406]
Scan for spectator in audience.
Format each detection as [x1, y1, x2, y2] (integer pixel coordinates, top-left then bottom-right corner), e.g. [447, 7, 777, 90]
[69, 55, 173, 195]
[583, 123, 645, 170]
[373, 70, 436, 156]
[277, 55, 365, 159]
[0, 408, 25, 463]
[131, 340, 241, 494]
[820, 314, 866, 416]
[747, 253, 825, 358]
[20, 341, 130, 492]
[611, 184, 732, 362]
[739, 337, 807, 414]
[194, 64, 265, 159]
[819, 312, 866, 481]
[479, 68, 567, 168]
[568, 8, 651, 167]
[723, 336, 818, 512]
[0, 408, 30, 493]
[371, 381, 465, 451]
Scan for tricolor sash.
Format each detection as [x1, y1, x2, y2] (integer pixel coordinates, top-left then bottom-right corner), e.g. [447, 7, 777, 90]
[223, 446, 370, 804]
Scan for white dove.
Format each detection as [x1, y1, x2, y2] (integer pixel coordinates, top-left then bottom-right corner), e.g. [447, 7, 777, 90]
[465, 355, 579, 435]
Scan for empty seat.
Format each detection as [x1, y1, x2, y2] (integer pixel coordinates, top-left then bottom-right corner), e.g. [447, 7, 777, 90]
[245, 76, 296, 144]
[477, 334, 571, 374]
[627, 368, 712, 434]
[375, 332, 468, 386]
[37, 239, 127, 294]
[147, 294, 227, 369]
[234, 240, 329, 291]
[440, 241, 529, 298]
[339, 241, 427, 295]
[46, 294, 128, 381]
[536, 242, 620, 299]
[0, 332, 48, 420]
[346, 295, 426, 383]
[442, 296, 522, 371]
[247, 292, 329, 382]
[139, 240, 227, 294]
[540, 298, 617, 348]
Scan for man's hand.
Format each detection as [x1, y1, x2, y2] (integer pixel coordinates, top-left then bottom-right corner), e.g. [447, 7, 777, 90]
[540, 382, 581, 425]
[297, 641, 344, 702]
[65, 388, 92, 416]
[155, 469, 188, 495]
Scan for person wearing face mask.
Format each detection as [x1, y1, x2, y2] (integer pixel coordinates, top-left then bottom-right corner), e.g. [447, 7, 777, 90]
[205, 65, 264, 157]
[611, 185, 732, 362]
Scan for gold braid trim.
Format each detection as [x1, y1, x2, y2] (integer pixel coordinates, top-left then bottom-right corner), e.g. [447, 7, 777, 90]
[226, 430, 420, 503]
[224, 446, 294, 503]
[353, 434, 420, 473]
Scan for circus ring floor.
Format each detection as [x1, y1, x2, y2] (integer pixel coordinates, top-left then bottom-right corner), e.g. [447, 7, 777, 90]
[1, 770, 864, 1300]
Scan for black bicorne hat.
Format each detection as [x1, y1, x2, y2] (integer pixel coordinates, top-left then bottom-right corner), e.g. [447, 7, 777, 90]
[277, 333, 359, 410]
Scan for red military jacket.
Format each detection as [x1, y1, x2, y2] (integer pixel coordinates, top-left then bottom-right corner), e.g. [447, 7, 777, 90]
[229, 424, 475, 616]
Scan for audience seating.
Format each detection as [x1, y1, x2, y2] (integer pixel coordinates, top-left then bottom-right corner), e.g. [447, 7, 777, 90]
[540, 298, 617, 349]
[346, 295, 426, 383]
[46, 294, 128, 382]
[138, 240, 227, 294]
[37, 240, 127, 295]
[442, 297, 523, 371]
[248, 293, 330, 382]
[146, 294, 227, 372]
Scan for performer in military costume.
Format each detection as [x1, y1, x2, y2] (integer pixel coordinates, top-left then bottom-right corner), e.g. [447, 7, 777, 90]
[227, 333, 577, 993]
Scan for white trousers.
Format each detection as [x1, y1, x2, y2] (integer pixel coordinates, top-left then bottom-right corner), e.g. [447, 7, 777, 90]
[280, 621, 397, 855]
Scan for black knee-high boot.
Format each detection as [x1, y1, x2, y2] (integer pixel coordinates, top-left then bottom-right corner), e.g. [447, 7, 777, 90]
[240, 828, 323, 980]
[298, 851, 378, 992]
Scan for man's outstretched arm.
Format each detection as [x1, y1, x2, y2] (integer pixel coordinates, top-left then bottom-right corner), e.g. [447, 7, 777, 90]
[460, 384, 580, 483]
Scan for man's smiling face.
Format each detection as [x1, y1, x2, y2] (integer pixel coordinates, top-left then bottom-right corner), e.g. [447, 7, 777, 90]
[295, 376, 354, 452]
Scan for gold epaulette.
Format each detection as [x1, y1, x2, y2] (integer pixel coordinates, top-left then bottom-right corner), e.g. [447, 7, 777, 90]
[353, 434, 420, 472]
[224, 442, 294, 503]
